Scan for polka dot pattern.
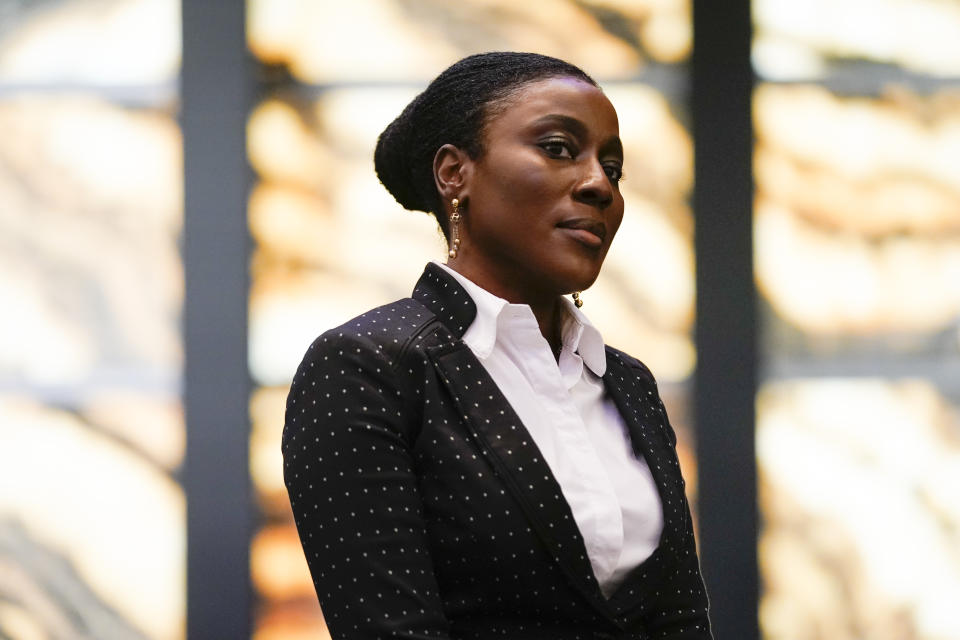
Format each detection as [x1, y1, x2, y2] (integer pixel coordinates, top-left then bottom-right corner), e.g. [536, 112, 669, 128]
[282, 263, 713, 639]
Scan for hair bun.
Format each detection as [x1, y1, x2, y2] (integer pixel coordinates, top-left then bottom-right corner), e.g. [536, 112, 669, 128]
[374, 97, 432, 213]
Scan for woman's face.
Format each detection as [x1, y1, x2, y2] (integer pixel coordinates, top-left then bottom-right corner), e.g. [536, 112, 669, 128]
[451, 76, 624, 301]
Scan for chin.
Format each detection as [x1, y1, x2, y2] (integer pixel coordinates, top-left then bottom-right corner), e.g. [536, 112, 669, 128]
[554, 259, 604, 295]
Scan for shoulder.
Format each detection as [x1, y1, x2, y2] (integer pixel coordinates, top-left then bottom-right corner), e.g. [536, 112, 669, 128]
[298, 297, 437, 371]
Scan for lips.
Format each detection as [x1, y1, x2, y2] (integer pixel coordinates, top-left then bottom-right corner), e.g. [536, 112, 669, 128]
[557, 218, 607, 246]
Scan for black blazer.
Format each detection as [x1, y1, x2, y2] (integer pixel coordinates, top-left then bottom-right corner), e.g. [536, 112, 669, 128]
[283, 263, 712, 639]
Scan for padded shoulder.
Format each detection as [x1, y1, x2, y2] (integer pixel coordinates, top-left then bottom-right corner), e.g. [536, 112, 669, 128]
[309, 297, 438, 368]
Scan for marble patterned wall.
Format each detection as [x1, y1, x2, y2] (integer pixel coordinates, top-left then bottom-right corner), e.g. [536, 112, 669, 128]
[753, 2, 960, 638]
[0, 1, 185, 639]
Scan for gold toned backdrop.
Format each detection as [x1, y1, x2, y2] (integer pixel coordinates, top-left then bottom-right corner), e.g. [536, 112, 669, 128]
[0, 1, 184, 639]
[754, 1, 960, 638]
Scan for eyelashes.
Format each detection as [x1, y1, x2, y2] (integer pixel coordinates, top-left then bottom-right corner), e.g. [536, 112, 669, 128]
[539, 138, 575, 158]
[538, 137, 624, 184]
[603, 164, 625, 182]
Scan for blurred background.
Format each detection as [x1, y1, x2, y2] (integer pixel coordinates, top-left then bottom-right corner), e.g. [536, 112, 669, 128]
[0, 0, 958, 639]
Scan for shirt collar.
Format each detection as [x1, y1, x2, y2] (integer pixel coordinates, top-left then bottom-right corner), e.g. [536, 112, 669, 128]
[432, 261, 607, 376]
[559, 295, 607, 376]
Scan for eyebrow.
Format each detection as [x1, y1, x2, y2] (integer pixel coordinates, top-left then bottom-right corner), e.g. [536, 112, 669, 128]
[531, 114, 623, 158]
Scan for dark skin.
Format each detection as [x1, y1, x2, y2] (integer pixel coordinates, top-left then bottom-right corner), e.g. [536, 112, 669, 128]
[433, 77, 625, 355]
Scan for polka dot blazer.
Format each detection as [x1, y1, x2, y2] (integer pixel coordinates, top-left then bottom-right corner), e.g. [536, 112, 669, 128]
[282, 263, 713, 639]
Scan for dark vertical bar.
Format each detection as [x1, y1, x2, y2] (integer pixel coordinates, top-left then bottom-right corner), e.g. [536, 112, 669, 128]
[692, 1, 759, 639]
[182, 1, 251, 637]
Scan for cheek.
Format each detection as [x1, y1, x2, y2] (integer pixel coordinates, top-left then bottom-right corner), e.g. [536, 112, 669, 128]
[480, 151, 563, 208]
[609, 202, 626, 236]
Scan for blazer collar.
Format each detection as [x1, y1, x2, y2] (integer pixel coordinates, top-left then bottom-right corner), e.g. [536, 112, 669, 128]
[411, 262, 477, 339]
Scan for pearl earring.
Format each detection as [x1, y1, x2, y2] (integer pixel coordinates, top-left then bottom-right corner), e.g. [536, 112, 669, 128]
[572, 292, 583, 308]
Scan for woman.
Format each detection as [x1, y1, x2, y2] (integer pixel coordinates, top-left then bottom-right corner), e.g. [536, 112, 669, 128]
[283, 52, 712, 639]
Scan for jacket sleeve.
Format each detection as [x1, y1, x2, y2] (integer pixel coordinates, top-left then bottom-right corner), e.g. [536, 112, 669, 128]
[641, 391, 714, 640]
[282, 331, 452, 639]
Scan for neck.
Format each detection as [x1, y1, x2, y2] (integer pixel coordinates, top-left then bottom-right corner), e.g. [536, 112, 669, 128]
[531, 299, 565, 359]
[445, 259, 565, 355]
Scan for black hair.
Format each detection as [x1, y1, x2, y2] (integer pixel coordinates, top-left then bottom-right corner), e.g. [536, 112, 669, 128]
[374, 51, 597, 237]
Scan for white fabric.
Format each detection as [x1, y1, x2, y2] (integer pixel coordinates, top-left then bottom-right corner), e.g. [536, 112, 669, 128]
[435, 261, 664, 598]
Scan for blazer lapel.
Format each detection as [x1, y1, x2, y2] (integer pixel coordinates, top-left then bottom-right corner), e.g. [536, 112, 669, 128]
[411, 264, 613, 618]
[601, 349, 678, 499]
[427, 342, 613, 618]
[601, 348, 690, 612]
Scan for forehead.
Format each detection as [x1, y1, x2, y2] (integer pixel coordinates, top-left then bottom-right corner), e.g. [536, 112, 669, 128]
[486, 77, 619, 137]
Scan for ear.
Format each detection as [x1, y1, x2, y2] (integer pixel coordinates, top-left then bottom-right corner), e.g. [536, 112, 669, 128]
[433, 143, 472, 205]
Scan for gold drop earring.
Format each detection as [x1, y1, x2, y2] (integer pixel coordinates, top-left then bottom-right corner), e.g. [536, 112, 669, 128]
[448, 197, 462, 259]
[572, 292, 583, 308]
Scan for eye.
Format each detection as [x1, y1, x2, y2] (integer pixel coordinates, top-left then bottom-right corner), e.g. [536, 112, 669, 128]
[603, 162, 624, 183]
[539, 138, 575, 159]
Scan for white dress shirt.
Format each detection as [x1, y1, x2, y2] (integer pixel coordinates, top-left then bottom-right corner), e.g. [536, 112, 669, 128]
[435, 262, 664, 598]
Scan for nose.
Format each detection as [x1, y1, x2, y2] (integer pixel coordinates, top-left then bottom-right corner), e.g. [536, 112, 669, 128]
[572, 159, 613, 209]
